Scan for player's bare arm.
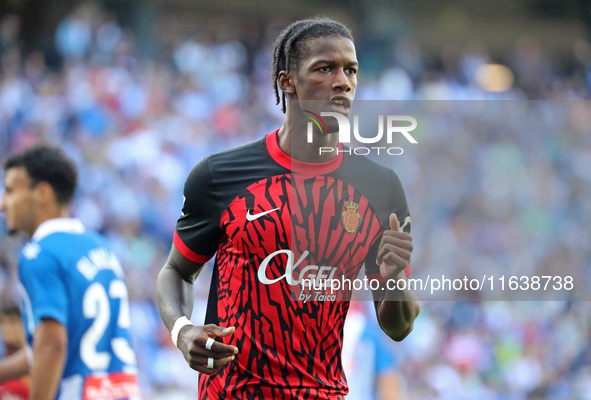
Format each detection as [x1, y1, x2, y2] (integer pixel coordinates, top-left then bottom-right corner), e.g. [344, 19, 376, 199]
[30, 318, 67, 400]
[156, 244, 238, 375]
[0, 348, 29, 382]
[373, 213, 420, 341]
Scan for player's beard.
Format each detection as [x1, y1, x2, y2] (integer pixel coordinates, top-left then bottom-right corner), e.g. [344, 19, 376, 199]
[4, 219, 22, 236]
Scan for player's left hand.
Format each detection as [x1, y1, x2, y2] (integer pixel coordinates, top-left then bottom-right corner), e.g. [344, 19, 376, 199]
[376, 213, 413, 280]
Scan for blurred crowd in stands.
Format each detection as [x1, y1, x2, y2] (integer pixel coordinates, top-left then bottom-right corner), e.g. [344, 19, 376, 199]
[1, 3, 590, 399]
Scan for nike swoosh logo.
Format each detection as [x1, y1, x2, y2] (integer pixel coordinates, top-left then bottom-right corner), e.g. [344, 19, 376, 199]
[246, 207, 280, 221]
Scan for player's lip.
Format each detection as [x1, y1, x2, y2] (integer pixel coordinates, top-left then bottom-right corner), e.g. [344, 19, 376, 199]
[328, 96, 351, 114]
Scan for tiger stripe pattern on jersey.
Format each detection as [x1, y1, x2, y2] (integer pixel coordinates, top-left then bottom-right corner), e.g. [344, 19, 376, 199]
[198, 174, 382, 399]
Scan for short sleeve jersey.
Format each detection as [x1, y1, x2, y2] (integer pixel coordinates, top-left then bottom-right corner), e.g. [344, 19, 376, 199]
[18, 219, 140, 400]
[175, 131, 411, 399]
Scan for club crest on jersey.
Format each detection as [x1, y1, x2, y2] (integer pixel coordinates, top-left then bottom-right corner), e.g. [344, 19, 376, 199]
[341, 201, 362, 233]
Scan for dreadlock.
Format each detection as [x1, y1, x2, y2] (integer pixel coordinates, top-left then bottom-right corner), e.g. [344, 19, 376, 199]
[272, 18, 354, 113]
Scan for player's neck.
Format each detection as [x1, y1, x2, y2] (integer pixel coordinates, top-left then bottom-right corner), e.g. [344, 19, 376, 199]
[278, 115, 338, 164]
[29, 206, 71, 238]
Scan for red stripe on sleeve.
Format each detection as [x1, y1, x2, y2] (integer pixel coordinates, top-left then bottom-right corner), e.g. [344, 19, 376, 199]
[173, 231, 214, 264]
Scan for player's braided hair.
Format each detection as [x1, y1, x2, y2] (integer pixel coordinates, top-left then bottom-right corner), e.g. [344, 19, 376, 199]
[4, 144, 78, 205]
[272, 17, 354, 113]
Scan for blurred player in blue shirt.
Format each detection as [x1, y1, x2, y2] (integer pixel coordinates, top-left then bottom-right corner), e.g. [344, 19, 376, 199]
[343, 301, 405, 400]
[0, 145, 140, 400]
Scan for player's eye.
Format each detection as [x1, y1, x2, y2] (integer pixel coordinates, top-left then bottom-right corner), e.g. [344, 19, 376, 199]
[318, 66, 331, 73]
[346, 68, 357, 75]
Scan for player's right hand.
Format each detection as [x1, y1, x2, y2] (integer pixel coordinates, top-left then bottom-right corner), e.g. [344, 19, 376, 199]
[176, 324, 239, 375]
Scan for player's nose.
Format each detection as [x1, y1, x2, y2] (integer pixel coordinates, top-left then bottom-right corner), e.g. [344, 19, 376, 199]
[332, 68, 352, 92]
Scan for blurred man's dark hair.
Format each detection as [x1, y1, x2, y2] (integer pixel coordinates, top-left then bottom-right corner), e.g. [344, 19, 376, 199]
[4, 145, 78, 205]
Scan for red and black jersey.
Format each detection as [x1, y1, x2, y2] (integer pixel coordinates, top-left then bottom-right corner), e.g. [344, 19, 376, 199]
[175, 130, 411, 399]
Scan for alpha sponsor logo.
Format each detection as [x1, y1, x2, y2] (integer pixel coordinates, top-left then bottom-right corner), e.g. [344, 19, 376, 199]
[340, 201, 362, 233]
[257, 249, 337, 287]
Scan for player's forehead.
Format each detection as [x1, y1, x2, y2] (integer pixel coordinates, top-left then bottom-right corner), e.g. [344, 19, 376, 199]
[3, 166, 32, 189]
[299, 36, 358, 67]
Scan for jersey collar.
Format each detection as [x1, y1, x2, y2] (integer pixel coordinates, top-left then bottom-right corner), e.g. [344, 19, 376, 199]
[266, 129, 343, 175]
[33, 218, 85, 242]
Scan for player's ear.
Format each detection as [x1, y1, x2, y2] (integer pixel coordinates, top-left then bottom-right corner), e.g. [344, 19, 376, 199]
[34, 181, 56, 205]
[278, 71, 296, 94]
